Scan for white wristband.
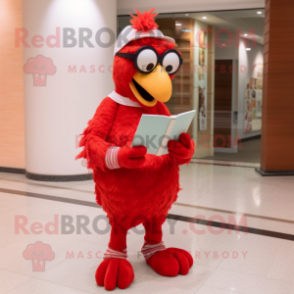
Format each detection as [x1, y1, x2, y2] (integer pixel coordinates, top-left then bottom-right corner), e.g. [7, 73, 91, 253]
[105, 146, 121, 169]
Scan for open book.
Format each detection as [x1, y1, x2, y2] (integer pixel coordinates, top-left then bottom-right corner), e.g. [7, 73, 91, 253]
[131, 110, 196, 156]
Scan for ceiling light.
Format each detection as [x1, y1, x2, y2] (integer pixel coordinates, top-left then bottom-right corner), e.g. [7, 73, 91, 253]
[244, 33, 248, 37]
[257, 11, 262, 14]
[246, 48, 251, 51]
[222, 44, 225, 46]
[202, 16, 207, 19]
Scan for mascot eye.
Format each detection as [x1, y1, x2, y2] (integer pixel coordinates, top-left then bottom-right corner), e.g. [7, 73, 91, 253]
[136, 49, 157, 73]
[162, 52, 181, 75]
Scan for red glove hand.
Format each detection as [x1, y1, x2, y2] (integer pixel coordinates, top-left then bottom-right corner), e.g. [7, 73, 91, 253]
[167, 133, 195, 165]
[118, 145, 147, 169]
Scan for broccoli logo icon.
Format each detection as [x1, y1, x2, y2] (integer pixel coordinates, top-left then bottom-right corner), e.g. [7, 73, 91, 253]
[24, 55, 56, 86]
[23, 241, 55, 272]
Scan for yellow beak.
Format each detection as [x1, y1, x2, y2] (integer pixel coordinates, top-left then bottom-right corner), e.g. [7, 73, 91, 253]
[129, 64, 173, 107]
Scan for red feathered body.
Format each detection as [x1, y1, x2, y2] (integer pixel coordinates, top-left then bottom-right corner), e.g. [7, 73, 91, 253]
[92, 98, 179, 226]
[77, 37, 181, 229]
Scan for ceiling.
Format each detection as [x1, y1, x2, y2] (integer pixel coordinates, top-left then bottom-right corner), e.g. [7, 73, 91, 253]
[117, 0, 265, 16]
[157, 9, 265, 45]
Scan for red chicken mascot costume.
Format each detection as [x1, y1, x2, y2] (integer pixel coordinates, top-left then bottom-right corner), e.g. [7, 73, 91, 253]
[76, 8, 195, 291]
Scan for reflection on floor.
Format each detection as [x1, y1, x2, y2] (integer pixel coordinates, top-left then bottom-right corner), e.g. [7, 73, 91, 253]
[203, 138, 261, 164]
[0, 163, 293, 294]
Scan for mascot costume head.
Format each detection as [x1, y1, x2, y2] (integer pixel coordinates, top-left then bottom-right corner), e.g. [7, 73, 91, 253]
[76, 8, 195, 291]
[113, 8, 180, 109]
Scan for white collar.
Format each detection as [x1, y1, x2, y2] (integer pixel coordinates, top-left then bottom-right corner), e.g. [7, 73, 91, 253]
[108, 91, 141, 108]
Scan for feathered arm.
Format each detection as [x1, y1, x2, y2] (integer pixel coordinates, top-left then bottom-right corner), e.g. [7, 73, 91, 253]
[75, 97, 119, 171]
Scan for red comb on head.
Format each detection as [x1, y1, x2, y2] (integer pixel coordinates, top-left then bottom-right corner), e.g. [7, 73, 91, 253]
[130, 8, 158, 32]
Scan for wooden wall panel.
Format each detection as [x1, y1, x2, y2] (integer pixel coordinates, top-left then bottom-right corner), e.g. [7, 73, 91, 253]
[214, 60, 232, 148]
[261, 0, 294, 171]
[0, 0, 25, 168]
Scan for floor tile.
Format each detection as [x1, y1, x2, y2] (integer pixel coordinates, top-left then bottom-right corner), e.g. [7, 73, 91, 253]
[6, 278, 92, 294]
[0, 269, 31, 294]
[203, 268, 294, 294]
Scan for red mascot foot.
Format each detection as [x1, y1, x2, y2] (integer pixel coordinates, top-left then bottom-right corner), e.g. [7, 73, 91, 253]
[95, 259, 134, 291]
[147, 248, 193, 276]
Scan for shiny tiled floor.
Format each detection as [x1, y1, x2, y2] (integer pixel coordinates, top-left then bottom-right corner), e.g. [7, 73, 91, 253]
[0, 164, 293, 294]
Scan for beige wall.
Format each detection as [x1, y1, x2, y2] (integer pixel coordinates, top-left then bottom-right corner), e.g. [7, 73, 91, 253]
[0, 0, 25, 168]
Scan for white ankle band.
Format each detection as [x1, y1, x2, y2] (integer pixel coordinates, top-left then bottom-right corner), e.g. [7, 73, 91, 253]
[141, 242, 166, 260]
[104, 248, 127, 260]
